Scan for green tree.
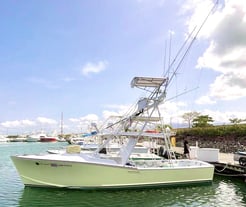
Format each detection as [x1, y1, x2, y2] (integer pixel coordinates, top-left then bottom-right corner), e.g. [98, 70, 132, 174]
[182, 111, 200, 128]
[229, 118, 245, 125]
[192, 115, 214, 128]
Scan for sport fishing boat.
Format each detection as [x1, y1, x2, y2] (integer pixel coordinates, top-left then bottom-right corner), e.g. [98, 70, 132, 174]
[11, 76, 214, 190]
[26, 133, 58, 142]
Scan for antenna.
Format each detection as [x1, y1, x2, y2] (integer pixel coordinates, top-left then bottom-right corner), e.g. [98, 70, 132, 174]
[60, 112, 63, 137]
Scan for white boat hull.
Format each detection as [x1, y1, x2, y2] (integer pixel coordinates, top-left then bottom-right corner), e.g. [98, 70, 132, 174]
[26, 137, 40, 142]
[11, 155, 214, 189]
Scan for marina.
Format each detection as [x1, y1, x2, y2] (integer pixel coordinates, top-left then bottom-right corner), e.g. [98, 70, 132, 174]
[0, 1, 246, 206]
[1, 142, 246, 207]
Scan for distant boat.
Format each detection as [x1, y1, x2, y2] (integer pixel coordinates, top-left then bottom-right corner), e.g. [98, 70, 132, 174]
[26, 133, 58, 142]
[39, 134, 58, 142]
[26, 134, 40, 142]
[0, 135, 9, 143]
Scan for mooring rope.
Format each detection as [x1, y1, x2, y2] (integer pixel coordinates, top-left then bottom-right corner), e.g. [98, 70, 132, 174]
[214, 172, 246, 177]
[214, 163, 229, 173]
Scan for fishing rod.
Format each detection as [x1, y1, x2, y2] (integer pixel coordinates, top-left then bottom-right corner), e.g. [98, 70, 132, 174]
[164, 0, 219, 93]
[165, 86, 200, 102]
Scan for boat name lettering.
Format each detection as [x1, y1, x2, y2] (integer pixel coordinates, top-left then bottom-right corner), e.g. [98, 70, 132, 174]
[34, 162, 71, 167]
[50, 163, 72, 167]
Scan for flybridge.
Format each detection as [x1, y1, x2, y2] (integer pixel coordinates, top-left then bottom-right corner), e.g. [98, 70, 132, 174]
[131, 77, 167, 88]
[130, 76, 167, 103]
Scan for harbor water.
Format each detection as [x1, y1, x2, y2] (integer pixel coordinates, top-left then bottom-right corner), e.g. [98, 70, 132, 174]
[1, 142, 246, 207]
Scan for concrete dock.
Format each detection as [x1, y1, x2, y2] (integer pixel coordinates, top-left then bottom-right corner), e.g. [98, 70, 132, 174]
[173, 147, 246, 181]
[172, 147, 234, 163]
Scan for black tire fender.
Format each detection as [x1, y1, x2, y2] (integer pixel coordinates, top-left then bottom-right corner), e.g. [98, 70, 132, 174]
[239, 157, 246, 166]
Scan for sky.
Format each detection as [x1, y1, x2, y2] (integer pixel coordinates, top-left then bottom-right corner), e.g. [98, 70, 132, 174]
[1, 0, 246, 135]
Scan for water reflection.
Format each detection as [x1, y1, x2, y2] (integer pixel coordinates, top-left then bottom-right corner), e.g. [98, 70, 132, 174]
[19, 184, 217, 207]
[213, 178, 246, 206]
[18, 176, 246, 207]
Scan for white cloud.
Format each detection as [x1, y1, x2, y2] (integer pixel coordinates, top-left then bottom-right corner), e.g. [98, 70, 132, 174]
[195, 95, 216, 105]
[21, 119, 36, 126]
[79, 114, 99, 121]
[0, 119, 36, 128]
[68, 118, 80, 123]
[208, 72, 246, 100]
[0, 117, 60, 134]
[201, 109, 246, 124]
[1, 120, 21, 128]
[67, 114, 100, 132]
[102, 110, 122, 120]
[57, 97, 246, 128]
[182, 0, 218, 39]
[185, 0, 246, 101]
[36, 117, 57, 125]
[81, 60, 108, 76]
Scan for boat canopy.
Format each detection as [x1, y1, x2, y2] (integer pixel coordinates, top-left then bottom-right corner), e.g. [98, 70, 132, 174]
[131, 77, 166, 88]
[131, 116, 161, 122]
